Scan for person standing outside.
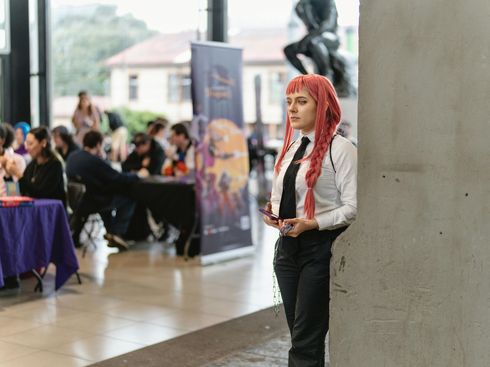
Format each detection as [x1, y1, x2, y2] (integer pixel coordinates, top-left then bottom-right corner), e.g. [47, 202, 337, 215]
[72, 91, 100, 146]
[263, 74, 357, 366]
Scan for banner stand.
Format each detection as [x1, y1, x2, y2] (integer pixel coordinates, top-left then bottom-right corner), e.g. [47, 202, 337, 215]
[191, 41, 253, 264]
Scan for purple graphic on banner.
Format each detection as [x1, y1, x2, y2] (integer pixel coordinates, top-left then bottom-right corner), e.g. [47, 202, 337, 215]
[191, 42, 252, 258]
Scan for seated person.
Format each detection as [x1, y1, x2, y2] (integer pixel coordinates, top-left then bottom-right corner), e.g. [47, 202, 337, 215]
[146, 119, 155, 134]
[148, 118, 170, 152]
[2, 127, 65, 290]
[0, 123, 26, 196]
[336, 120, 357, 147]
[106, 111, 129, 162]
[66, 131, 145, 251]
[122, 133, 164, 176]
[52, 125, 80, 162]
[5, 127, 66, 206]
[13, 121, 30, 158]
[162, 122, 195, 177]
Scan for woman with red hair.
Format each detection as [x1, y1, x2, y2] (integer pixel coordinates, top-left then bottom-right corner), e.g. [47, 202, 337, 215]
[263, 74, 357, 366]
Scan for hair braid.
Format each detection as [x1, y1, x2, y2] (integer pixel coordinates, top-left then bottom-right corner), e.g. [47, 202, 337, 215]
[304, 122, 337, 218]
[274, 120, 293, 174]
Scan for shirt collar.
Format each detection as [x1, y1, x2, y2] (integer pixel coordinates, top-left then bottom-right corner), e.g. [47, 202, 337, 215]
[300, 130, 315, 143]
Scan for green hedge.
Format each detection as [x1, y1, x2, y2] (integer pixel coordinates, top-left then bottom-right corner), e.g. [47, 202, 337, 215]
[105, 107, 165, 138]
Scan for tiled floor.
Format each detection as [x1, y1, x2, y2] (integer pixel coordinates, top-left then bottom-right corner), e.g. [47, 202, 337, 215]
[0, 192, 278, 366]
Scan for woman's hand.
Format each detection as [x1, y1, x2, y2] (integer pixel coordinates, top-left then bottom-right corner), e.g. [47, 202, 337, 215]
[262, 202, 280, 229]
[137, 168, 149, 178]
[282, 218, 319, 238]
[0, 155, 7, 169]
[5, 159, 23, 179]
[141, 157, 150, 168]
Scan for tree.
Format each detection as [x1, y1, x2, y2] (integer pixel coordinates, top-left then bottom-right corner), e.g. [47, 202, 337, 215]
[111, 107, 164, 136]
[52, 4, 156, 96]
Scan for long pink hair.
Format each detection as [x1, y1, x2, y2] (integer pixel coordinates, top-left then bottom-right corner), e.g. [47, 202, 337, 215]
[274, 74, 341, 219]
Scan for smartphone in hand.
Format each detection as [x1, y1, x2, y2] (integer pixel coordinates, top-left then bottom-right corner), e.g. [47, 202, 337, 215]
[259, 208, 280, 222]
[280, 223, 293, 236]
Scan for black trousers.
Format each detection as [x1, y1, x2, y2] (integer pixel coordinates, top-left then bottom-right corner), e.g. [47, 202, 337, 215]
[71, 195, 136, 243]
[99, 195, 137, 236]
[274, 226, 346, 367]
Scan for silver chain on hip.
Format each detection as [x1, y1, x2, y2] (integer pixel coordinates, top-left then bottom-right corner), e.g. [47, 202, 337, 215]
[272, 238, 282, 317]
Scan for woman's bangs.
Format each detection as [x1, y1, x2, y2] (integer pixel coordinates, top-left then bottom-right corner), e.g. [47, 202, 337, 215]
[286, 77, 306, 95]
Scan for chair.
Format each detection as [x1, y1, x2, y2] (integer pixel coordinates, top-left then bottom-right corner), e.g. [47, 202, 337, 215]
[67, 181, 104, 257]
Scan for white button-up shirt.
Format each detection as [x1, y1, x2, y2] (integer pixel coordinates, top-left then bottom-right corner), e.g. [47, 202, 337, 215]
[271, 131, 357, 230]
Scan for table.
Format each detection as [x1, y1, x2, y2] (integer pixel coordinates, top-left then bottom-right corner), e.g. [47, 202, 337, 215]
[128, 176, 198, 256]
[0, 199, 79, 290]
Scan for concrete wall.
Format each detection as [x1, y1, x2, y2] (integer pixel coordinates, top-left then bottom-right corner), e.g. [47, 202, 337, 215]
[330, 1, 490, 366]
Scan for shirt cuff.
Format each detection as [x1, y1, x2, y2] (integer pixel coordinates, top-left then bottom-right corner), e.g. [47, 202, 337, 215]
[315, 204, 357, 231]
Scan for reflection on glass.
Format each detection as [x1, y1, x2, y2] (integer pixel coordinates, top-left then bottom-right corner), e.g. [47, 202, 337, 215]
[0, 0, 5, 24]
[0, 0, 8, 54]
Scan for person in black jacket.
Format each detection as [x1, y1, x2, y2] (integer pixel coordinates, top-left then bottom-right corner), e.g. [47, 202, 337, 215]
[5, 127, 66, 206]
[66, 131, 145, 251]
[122, 133, 164, 176]
[2, 127, 66, 290]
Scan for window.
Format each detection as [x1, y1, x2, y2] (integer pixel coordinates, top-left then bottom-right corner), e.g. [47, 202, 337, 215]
[129, 75, 138, 100]
[0, 0, 10, 54]
[269, 72, 286, 104]
[168, 74, 191, 103]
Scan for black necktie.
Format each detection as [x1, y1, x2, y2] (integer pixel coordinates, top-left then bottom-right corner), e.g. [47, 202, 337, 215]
[279, 136, 310, 219]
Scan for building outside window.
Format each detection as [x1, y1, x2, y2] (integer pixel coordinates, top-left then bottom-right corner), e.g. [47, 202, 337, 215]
[129, 75, 138, 100]
[269, 71, 286, 104]
[168, 74, 191, 103]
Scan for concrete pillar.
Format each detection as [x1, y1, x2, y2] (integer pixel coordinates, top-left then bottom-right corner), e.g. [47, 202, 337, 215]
[7, 0, 31, 124]
[207, 0, 227, 42]
[330, 1, 490, 366]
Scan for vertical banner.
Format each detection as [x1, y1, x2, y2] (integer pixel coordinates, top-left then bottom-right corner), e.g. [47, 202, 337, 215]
[191, 42, 253, 263]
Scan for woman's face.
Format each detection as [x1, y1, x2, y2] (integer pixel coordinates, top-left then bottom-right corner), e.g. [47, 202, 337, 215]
[286, 88, 317, 133]
[79, 96, 90, 109]
[15, 128, 25, 145]
[170, 131, 184, 147]
[25, 133, 45, 159]
[53, 133, 64, 149]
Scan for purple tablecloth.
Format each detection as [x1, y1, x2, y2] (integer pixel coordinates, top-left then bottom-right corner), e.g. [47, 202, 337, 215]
[0, 199, 79, 290]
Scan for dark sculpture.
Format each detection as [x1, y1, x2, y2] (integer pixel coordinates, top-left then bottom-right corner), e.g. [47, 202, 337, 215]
[284, 0, 356, 97]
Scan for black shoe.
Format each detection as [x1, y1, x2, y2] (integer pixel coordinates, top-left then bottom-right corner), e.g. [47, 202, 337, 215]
[103, 233, 113, 242]
[1, 276, 20, 290]
[73, 237, 83, 248]
[105, 233, 129, 251]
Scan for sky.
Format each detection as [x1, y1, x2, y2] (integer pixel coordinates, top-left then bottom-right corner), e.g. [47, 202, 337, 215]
[52, 0, 359, 34]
